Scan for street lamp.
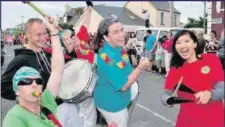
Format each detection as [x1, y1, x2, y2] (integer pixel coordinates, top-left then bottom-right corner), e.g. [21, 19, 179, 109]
[169, 1, 174, 27]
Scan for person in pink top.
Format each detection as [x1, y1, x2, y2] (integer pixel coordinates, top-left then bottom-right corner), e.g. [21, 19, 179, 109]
[162, 31, 174, 77]
[18, 33, 25, 45]
[5, 35, 14, 46]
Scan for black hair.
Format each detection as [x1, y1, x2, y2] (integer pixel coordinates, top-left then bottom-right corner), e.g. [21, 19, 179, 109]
[170, 30, 202, 68]
[211, 30, 217, 38]
[91, 28, 107, 53]
[130, 32, 136, 38]
[146, 30, 152, 34]
[143, 36, 148, 43]
[91, 16, 119, 53]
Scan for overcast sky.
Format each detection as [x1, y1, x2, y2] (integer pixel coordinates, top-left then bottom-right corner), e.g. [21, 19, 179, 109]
[1, 1, 209, 30]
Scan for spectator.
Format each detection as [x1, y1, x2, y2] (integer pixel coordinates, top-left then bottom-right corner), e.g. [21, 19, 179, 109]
[126, 32, 138, 67]
[162, 31, 174, 77]
[145, 30, 156, 71]
[196, 31, 206, 54]
[155, 40, 164, 75]
[142, 9, 150, 28]
[205, 30, 219, 53]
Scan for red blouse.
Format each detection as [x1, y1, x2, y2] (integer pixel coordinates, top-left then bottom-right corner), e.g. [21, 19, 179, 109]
[164, 53, 224, 127]
[162, 37, 174, 53]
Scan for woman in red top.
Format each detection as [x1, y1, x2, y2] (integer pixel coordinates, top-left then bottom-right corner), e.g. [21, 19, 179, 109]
[162, 31, 174, 77]
[161, 30, 224, 127]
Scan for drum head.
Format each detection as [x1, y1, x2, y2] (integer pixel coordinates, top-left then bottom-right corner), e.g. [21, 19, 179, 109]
[57, 59, 92, 100]
[130, 81, 139, 101]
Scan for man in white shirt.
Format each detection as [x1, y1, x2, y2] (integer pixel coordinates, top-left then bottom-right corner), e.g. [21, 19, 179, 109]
[142, 9, 150, 28]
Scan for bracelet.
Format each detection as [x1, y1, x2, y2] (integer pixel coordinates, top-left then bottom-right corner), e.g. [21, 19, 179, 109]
[51, 33, 59, 37]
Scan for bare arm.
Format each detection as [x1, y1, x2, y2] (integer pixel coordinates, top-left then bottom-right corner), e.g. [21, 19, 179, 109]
[45, 16, 65, 97]
[81, 7, 92, 29]
[121, 58, 149, 91]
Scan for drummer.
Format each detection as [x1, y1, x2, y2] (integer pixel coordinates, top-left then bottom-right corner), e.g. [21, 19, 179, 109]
[59, 7, 95, 64]
[57, 6, 97, 127]
[90, 15, 149, 127]
[160, 30, 224, 127]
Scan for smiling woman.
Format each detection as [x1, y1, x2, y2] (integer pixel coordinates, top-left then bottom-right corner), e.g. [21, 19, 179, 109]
[160, 30, 224, 127]
[90, 15, 149, 127]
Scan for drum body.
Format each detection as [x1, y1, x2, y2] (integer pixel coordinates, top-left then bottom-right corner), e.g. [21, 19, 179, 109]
[57, 59, 98, 104]
[130, 81, 139, 101]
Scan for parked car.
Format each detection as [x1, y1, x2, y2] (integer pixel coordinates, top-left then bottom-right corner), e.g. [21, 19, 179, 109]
[135, 27, 186, 52]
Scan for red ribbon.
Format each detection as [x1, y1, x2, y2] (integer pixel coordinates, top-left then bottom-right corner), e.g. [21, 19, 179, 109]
[47, 114, 62, 127]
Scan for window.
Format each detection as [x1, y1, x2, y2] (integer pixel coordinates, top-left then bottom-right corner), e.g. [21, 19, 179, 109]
[216, 1, 224, 13]
[161, 12, 164, 25]
[159, 31, 168, 39]
[174, 15, 177, 26]
[136, 30, 145, 41]
[135, 30, 159, 42]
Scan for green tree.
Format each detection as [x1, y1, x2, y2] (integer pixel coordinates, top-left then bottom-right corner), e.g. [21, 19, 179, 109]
[184, 16, 207, 28]
[12, 28, 24, 37]
[59, 23, 74, 30]
[13, 23, 25, 37]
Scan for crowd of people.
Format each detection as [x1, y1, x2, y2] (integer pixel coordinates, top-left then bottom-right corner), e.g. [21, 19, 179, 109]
[124, 28, 225, 78]
[1, 5, 224, 127]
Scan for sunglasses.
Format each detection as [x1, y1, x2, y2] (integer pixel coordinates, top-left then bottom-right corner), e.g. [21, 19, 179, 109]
[17, 78, 44, 86]
[70, 31, 76, 39]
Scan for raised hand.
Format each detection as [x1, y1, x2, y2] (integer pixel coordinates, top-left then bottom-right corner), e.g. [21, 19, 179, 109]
[45, 16, 59, 34]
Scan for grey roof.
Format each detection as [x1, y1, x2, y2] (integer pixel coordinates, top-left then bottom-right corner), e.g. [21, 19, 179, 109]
[151, 2, 180, 14]
[65, 8, 77, 16]
[67, 15, 80, 25]
[93, 5, 146, 26]
[64, 5, 147, 26]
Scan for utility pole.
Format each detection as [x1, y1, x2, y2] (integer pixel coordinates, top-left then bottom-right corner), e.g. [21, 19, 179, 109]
[203, 1, 206, 34]
[20, 16, 24, 30]
[169, 1, 174, 27]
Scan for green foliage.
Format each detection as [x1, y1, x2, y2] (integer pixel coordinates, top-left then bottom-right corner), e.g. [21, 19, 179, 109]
[184, 16, 207, 28]
[12, 28, 24, 37]
[59, 23, 74, 31]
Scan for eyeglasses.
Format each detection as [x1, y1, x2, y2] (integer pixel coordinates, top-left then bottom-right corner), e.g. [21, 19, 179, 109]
[17, 78, 44, 86]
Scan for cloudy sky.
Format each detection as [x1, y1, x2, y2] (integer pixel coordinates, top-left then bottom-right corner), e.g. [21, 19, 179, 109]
[1, 1, 208, 30]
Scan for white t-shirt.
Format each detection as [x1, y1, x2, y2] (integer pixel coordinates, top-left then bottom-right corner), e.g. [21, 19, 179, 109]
[145, 11, 150, 20]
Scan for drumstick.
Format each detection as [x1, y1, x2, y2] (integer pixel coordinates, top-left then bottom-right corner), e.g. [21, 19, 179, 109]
[172, 76, 183, 97]
[22, 1, 63, 31]
[22, 1, 45, 17]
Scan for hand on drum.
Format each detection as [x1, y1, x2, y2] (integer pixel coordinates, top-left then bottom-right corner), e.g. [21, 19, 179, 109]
[137, 57, 149, 71]
[195, 90, 212, 104]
